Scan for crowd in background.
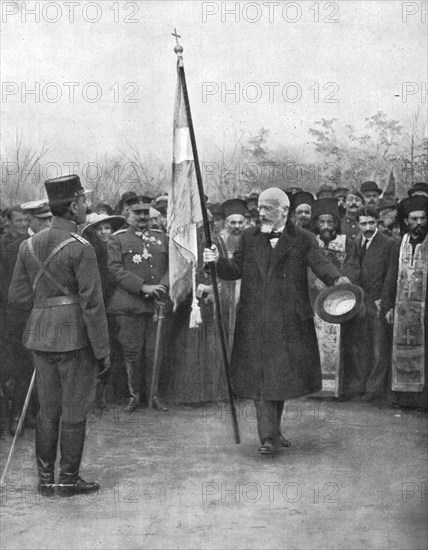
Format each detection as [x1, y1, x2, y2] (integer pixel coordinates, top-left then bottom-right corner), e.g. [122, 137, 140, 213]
[1, 178, 427, 439]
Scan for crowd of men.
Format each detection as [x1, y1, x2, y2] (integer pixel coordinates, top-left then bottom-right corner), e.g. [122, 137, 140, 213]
[0, 175, 427, 491]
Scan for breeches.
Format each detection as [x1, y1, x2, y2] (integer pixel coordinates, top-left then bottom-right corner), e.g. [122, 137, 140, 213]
[33, 347, 97, 424]
[115, 314, 163, 399]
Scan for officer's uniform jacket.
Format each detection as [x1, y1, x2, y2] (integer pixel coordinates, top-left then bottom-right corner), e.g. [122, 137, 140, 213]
[341, 216, 361, 240]
[8, 216, 110, 360]
[107, 226, 169, 315]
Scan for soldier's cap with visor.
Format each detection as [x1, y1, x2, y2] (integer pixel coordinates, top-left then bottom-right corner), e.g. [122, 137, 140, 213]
[316, 184, 335, 198]
[20, 199, 52, 218]
[44, 175, 89, 206]
[333, 187, 350, 199]
[125, 195, 154, 211]
[345, 188, 364, 201]
[312, 198, 340, 220]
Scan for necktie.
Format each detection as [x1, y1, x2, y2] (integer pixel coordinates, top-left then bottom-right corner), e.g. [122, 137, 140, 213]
[269, 231, 282, 239]
[360, 239, 368, 264]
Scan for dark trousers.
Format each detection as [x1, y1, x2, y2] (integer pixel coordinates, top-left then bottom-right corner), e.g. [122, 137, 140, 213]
[254, 400, 284, 444]
[33, 347, 97, 424]
[116, 313, 163, 401]
[344, 311, 391, 397]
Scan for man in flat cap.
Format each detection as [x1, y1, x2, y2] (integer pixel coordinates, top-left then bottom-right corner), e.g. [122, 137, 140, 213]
[360, 181, 382, 208]
[3, 200, 52, 435]
[8, 175, 110, 496]
[204, 188, 350, 455]
[342, 206, 397, 401]
[341, 189, 365, 240]
[291, 191, 315, 231]
[382, 195, 428, 410]
[107, 195, 169, 413]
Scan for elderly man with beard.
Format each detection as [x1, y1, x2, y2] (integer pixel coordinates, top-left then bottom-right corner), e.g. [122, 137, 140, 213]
[204, 188, 350, 455]
[342, 207, 396, 401]
[308, 198, 358, 396]
[382, 195, 428, 410]
[341, 189, 365, 240]
[291, 191, 315, 231]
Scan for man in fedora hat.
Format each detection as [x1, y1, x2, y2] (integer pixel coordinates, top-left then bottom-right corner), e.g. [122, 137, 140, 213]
[360, 181, 382, 208]
[8, 175, 110, 496]
[107, 195, 169, 413]
[382, 195, 428, 410]
[407, 182, 428, 198]
[342, 206, 397, 401]
[204, 188, 350, 455]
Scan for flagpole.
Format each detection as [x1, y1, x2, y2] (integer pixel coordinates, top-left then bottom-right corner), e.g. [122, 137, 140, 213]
[172, 31, 240, 444]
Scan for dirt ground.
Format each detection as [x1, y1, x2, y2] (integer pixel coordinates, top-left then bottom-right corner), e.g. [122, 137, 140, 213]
[1, 397, 427, 550]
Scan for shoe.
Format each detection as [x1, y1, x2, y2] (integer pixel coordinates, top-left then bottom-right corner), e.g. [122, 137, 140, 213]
[277, 434, 291, 448]
[258, 438, 275, 455]
[123, 399, 138, 413]
[58, 477, 100, 497]
[37, 482, 56, 498]
[153, 396, 168, 412]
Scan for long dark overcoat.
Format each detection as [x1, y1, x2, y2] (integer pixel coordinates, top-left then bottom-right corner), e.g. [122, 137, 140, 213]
[217, 222, 342, 400]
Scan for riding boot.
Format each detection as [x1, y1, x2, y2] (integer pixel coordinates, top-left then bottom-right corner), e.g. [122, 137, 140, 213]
[124, 361, 141, 412]
[57, 421, 99, 497]
[36, 415, 59, 496]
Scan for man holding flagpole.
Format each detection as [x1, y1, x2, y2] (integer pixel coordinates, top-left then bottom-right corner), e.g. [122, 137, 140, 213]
[204, 187, 350, 455]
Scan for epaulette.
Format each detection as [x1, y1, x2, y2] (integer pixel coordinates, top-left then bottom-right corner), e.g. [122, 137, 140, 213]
[70, 232, 90, 245]
[113, 228, 127, 235]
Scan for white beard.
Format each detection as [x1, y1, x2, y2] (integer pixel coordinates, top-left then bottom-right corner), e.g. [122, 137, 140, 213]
[260, 222, 274, 234]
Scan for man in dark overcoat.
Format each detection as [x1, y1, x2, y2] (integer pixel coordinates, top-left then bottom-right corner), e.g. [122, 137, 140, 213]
[8, 175, 110, 496]
[204, 188, 349, 455]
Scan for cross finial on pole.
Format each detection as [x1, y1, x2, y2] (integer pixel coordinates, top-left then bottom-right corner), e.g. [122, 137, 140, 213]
[172, 28, 183, 57]
[172, 28, 181, 45]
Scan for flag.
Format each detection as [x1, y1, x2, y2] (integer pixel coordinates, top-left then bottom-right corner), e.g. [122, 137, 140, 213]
[168, 70, 203, 327]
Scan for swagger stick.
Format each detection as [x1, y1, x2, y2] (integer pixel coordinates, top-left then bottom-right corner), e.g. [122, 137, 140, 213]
[173, 31, 240, 443]
[1, 369, 36, 485]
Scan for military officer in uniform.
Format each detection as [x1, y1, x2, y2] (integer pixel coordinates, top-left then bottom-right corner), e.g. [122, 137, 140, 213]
[107, 195, 169, 413]
[8, 175, 110, 497]
[4, 200, 52, 436]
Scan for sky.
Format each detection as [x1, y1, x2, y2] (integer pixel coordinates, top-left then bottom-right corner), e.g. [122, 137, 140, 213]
[1, 0, 427, 178]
